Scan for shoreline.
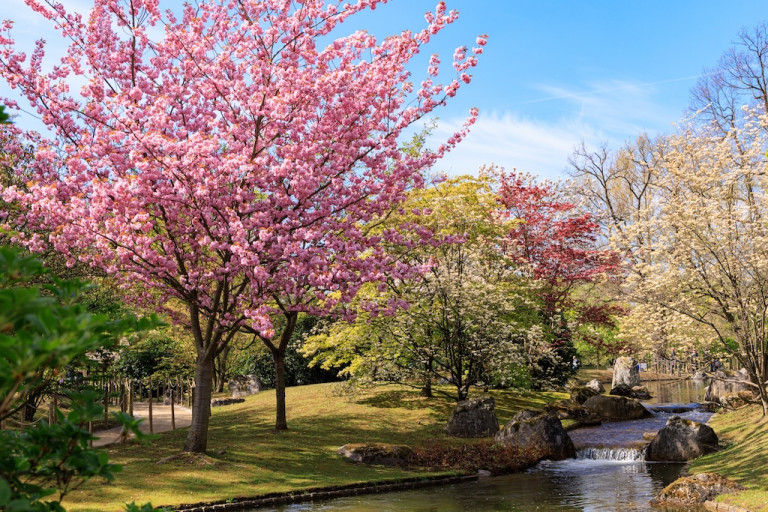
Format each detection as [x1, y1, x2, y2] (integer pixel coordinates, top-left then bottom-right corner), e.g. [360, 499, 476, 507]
[167, 474, 477, 512]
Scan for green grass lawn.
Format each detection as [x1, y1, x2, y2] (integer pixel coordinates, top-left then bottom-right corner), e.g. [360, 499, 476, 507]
[690, 403, 768, 512]
[66, 383, 566, 511]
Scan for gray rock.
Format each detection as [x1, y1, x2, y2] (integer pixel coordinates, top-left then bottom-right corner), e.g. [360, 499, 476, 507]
[719, 391, 755, 411]
[495, 411, 575, 461]
[612, 356, 641, 388]
[570, 386, 599, 405]
[445, 396, 499, 438]
[337, 443, 412, 466]
[211, 397, 245, 407]
[585, 379, 605, 393]
[645, 416, 719, 462]
[544, 399, 602, 427]
[704, 370, 754, 408]
[582, 394, 651, 421]
[650, 472, 743, 507]
[228, 374, 263, 398]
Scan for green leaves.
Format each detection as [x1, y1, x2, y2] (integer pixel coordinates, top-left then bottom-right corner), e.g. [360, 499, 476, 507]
[0, 246, 161, 418]
[0, 247, 161, 511]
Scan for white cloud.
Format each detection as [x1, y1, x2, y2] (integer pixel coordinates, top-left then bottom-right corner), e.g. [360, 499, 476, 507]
[432, 77, 689, 180]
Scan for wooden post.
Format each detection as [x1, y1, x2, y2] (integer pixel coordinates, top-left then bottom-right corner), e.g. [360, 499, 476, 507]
[170, 384, 176, 430]
[103, 379, 109, 426]
[48, 402, 54, 424]
[148, 376, 154, 434]
[88, 421, 93, 448]
[120, 380, 126, 413]
[129, 380, 134, 417]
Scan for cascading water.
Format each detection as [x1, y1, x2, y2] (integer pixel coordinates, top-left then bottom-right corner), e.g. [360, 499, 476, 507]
[576, 446, 645, 461]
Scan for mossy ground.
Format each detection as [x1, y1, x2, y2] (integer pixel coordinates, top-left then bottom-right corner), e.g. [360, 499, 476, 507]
[65, 383, 566, 511]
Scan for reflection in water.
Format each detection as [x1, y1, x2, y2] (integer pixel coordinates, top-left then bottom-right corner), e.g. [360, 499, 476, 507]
[257, 380, 711, 512]
[642, 379, 709, 405]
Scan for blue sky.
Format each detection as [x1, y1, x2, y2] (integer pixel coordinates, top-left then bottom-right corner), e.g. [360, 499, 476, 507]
[4, 0, 768, 179]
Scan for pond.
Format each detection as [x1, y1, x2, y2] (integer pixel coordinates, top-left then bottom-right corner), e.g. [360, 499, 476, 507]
[258, 379, 711, 512]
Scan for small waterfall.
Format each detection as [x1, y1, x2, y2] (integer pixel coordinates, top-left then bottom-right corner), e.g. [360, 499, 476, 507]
[576, 447, 645, 461]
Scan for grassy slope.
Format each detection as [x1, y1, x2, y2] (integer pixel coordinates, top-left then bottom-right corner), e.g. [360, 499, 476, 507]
[690, 404, 768, 512]
[66, 383, 566, 511]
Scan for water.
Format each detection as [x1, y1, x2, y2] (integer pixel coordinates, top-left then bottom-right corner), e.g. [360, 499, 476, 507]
[257, 379, 711, 512]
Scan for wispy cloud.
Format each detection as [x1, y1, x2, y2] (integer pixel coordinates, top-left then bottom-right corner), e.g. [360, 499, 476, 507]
[433, 77, 692, 180]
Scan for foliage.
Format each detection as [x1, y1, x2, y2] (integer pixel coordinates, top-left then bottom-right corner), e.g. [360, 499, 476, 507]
[0, 0, 485, 449]
[497, 171, 621, 388]
[0, 247, 158, 511]
[304, 175, 539, 401]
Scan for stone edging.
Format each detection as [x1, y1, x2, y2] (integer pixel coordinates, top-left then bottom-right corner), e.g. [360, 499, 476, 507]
[704, 500, 751, 512]
[169, 474, 478, 512]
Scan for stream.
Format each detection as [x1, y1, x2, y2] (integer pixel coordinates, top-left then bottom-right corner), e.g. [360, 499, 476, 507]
[260, 379, 711, 512]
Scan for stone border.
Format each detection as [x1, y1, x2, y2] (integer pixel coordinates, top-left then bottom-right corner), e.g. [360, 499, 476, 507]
[169, 474, 477, 511]
[704, 501, 751, 512]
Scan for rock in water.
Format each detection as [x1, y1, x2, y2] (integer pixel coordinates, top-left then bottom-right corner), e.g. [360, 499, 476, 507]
[611, 356, 641, 388]
[582, 394, 651, 421]
[704, 369, 755, 409]
[445, 396, 499, 438]
[569, 386, 599, 404]
[585, 379, 605, 393]
[495, 410, 575, 461]
[650, 472, 744, 507]
[645, 416, 719, 462]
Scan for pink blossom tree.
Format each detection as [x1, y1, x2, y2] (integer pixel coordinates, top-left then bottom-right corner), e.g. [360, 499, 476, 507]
[0, 0, 484, 452]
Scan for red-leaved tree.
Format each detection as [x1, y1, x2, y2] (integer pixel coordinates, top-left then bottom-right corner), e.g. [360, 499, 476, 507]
[0, 0, 485, 452]
[498, 172, 620, 382]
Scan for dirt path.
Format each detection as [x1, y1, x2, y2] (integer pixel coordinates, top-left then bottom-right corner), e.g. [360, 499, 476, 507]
[92, 402, 192, 447]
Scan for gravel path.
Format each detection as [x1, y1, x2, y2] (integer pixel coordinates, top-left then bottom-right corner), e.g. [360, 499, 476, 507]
[92, 401, 192, 447]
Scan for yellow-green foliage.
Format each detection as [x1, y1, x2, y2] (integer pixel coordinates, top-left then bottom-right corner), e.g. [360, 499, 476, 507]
[66, 383, 566, 511]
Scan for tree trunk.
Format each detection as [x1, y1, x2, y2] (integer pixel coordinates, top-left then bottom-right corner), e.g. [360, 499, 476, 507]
[420, 357, 433, 398]
[184, 352, 215, 452]
[272, 348, 288, 431]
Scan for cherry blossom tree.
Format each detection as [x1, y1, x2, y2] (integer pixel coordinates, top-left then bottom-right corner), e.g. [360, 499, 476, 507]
[0, 0, 485, 452]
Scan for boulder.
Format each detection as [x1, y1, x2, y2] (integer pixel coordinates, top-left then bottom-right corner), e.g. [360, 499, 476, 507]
[211, 397, 245, 407]
[650, 472, 744, 508]
[337, 443, 412, 466]
[582, 394, 651, 421]
[445, 396, 499, 438]
[704, 370, 754, 408]
[585, 379, 605, 393]
[544, 400, 602, 427]
[609, 384, 652, 400]
[228, 374, 263, 398]
[569, 386, 599, 405]
[495, 410, 575, 461]
[645, 416, 719, 462]
[611, 356, 641, 388]
[719, 391, 756, 411]
[608, 383, 633, 397]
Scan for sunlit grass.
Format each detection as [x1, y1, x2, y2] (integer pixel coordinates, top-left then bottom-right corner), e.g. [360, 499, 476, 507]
[66, 382, 566, 511]
[690, 404, 768, 512]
